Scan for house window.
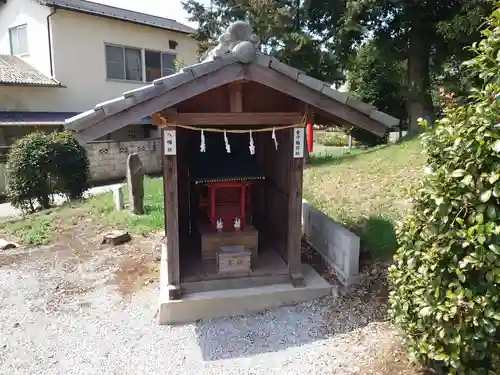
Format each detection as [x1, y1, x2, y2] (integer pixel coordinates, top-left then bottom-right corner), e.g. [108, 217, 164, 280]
[9, 24, 28, 55]
[105, 45, 142, 81]
[145, 50, 176, 82]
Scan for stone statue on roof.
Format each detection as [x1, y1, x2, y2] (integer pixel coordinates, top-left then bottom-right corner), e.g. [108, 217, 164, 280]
[205, 21, 259, 63]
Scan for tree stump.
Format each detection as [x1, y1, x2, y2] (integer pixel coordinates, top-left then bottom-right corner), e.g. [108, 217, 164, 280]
[126, 153, 145, 215]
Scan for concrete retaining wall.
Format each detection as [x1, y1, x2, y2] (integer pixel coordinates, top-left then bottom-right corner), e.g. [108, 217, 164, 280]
[302, 201, 360, 286]
[85, 138, 162, 181]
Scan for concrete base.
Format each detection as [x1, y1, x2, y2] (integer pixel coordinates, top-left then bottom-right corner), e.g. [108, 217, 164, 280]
[158, 264, 335, 325]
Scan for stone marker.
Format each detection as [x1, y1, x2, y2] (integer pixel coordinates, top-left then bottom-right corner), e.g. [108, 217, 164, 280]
[113, 186, 124, 211]
[101, 230, 131, 246]
[126, 153, 145, 215]
[0, 239, 18, 250]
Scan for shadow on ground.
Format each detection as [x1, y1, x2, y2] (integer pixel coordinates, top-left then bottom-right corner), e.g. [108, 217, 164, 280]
[354, 215, 399, 261]
[194, 233, 393, 362]
[194, 301, 330, 361]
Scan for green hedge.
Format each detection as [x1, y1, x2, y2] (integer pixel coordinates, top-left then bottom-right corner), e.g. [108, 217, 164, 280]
[6, 131, 89, 213]
[388, 8, 500, 374]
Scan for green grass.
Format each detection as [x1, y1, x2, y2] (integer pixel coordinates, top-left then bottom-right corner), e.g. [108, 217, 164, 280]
[304, 137, 425, 259]
[2, 139, 424, 254]
[0, 177, 165, 246]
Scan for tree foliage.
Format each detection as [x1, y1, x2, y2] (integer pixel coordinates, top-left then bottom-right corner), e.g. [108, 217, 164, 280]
[348, 40, 407, 121]
[182, 0, 344, 84]
[388, 7, 500, 374]
[304, 0, 495, 131]
[347, 40, 407, 145]
[6, 131, 89, 213]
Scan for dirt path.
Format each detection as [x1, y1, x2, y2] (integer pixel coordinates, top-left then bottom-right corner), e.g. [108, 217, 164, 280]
[0, 230, 423, 375]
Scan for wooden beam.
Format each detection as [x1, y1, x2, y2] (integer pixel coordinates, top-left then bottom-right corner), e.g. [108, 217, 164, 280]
[287, 127, 304, 287]
[79, 63, 246, 141]
[161, 124, 181, 299]
[246, 63, 387, 137]
[161, 112, 303, 126]
[228, 81, 243, 112]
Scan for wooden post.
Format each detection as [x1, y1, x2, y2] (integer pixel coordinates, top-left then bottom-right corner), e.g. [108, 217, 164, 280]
[287, 126, 305, 287]
[158, 113, 181, 300]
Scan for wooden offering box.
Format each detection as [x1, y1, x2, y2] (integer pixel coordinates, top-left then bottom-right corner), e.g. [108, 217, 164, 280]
[217, 245, 251, 275]
[199, 221, 258, 262]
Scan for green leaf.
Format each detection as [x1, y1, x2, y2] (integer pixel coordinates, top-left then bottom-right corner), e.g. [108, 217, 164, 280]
[488, 243, 500, 255]
[480, 190, 492, 202]
[488, 173, 500, 184]
[492, 139, 500, 153]
[486, 205, 497, 220]
[462, 174, 474, 186]
[420, 306, 433, 317]
[451, 169, 467, 178]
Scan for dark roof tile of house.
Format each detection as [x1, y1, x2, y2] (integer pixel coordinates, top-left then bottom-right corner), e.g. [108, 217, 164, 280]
[39, 0, 196, 34]
[0, 55, 61, 86]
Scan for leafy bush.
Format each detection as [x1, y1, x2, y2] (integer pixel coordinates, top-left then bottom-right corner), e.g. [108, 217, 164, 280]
[6, 131, 89, 213]
[388, 9, 500, 375]
[51, 131, 90, 199]
[315, 131, 349, 146]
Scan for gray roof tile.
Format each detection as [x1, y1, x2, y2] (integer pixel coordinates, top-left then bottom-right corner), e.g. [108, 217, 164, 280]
[0, 55, 61, 86]
[346, 96, 373, 115]
[39, 0, 195, 34]
[321, 84, 349, 104]
[65, 51, 400, 133]
[370, 110, 399, 128]
[297, 73, 324, 92]
[269, 57, 301, 80]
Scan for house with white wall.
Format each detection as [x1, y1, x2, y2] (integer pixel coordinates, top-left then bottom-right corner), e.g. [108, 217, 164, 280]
[0, 0, 199, 187]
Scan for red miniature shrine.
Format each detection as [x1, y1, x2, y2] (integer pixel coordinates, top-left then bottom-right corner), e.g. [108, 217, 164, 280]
[192, 132, 265, 262]
[199, 181, 256, 232]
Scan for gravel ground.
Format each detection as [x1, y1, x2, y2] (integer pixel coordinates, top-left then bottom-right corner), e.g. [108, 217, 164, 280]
[0, 240, 414, 375]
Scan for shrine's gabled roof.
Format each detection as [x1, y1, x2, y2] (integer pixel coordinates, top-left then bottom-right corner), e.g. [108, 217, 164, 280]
[64, 22, 399, 143]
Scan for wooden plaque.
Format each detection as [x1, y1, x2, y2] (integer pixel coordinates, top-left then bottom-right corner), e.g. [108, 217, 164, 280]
[216, 245, 252, 275]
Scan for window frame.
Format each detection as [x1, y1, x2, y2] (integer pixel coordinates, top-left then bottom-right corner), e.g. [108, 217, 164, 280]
[9, 24, 28, 56]
[105, 43, 178, 83]
[104, 43, 144, 83]
[144, 48, 177, 83]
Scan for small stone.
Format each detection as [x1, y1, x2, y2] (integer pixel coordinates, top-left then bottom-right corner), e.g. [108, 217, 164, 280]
[0, 239, 18, 250]
[101, 230, 131, 246]
[13, 322, 20, 328]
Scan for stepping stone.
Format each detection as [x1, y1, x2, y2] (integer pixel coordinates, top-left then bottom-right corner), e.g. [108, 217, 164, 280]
[101, 230, 131, 246]
[0, 239, 18, 250]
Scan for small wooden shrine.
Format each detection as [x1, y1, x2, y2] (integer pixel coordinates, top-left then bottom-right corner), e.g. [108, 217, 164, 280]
[64, 21, 398, 303]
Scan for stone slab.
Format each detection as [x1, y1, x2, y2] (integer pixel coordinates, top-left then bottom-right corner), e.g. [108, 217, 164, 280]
[0, 239, 18, 250]
[101, 230, 131, 246]
[158, 263, 334, 325]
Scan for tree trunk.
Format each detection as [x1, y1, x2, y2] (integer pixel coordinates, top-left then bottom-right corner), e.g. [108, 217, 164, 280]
[407, 24, 433, 134]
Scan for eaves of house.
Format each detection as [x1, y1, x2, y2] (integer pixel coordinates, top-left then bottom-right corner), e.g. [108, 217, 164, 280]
[38, 0, 196, 35]
[0, 54, 63, 87]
